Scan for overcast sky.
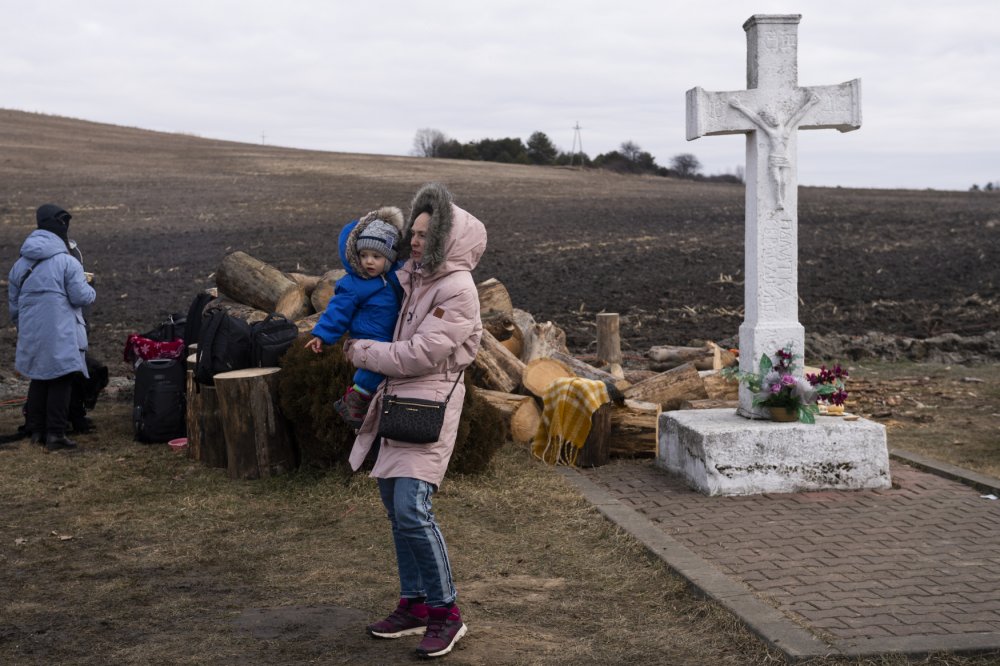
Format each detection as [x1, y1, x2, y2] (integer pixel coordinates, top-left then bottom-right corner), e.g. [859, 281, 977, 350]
[3, 1, 999, 191]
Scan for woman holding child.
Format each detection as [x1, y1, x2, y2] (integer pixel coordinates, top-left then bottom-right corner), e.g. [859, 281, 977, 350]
[343, 182, 487, 659]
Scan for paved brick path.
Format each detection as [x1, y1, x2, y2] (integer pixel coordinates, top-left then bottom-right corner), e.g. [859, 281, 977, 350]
[566, 457, 1000, 659]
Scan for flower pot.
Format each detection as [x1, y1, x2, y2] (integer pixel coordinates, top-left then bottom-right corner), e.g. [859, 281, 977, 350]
[768, 406, 799, 422]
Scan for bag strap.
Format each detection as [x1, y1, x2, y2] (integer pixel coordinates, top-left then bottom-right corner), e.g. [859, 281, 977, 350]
[443, 371, 463, 403]
[17, 256, 51, 290]
[197, 309, 225, 363]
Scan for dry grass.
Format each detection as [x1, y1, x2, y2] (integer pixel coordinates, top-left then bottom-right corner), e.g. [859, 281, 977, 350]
[3, 375, 1000, 665]
[849, 361, 1000, 479]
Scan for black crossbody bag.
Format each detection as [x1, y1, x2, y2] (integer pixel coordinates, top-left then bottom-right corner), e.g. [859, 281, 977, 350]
[377, 372, 463, 444]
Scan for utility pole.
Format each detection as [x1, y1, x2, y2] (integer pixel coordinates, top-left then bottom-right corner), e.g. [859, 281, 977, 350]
[569, 121, 584, 167]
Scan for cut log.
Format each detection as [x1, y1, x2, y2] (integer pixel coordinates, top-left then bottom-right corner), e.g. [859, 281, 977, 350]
[605, 363, 625, 380]
[295, 312, 321, 335]
[483, 314, 517, 343]
[310, 269, 346, 313]
[609, 401, 660, 458]
[576, 403, 612, 467]
[474, 388, 541, 445]
[499, 322, 524, 359]
[214, 367, 296, 480]
[215, 251, 312, 320]
[206, 296, 270, 325]
[700, 369, 739, 400]
[287, 272, 322, 296]
[548, 351, 629, 391]
[477, 277, 514, 320]
[186, 374, 226, 469]
[621, 362, 708, 410]
[471, 329, 525, 393]
[623, 369, 658, 385]
[648, 344, 737, 372]
[522, 357, 574, 399]
[521, 320, 570, 362]
[185, 369, 199, 461]
[596, 313, 622, 365]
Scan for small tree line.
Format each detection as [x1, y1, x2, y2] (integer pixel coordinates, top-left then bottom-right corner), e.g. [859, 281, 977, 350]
[412, 128, 742, 183]
[970, 181, 1000, 192]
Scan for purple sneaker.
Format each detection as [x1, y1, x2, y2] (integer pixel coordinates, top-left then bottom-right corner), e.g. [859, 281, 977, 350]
[416, 605, 467, 659]
[367, 598, 429, 639]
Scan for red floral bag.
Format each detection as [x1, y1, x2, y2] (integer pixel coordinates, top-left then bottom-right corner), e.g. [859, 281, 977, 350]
[124, 334, 186, 367]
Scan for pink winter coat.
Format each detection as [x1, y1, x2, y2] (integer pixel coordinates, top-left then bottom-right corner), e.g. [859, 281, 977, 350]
[345, 193, 487, 487]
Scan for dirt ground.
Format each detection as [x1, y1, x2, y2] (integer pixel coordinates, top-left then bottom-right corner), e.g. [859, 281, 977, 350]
[3, 110, 1000, 665]
[2, 109, 999, 376]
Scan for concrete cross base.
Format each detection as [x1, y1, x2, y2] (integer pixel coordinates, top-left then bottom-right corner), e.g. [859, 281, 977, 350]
[657, 409, 891, 496]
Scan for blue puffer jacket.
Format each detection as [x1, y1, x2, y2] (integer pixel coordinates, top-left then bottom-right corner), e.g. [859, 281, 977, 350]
[8, 230, 96, 379]
[311, 219, 403, 345]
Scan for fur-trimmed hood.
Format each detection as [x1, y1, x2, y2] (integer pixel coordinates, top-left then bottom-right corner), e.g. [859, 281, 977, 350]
[340, 206, 405, 277]
[404, 182, 486, 277]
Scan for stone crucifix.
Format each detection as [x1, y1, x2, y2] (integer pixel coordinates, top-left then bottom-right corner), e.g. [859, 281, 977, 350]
[685, 14, 861, 418]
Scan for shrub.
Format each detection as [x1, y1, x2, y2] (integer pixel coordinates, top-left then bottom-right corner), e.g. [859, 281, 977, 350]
[450, 374, 507, 475]
[277, 335, 356, 468]
[277, 335, 507, 475]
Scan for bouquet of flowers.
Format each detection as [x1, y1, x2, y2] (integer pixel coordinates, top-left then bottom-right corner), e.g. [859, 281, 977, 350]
[806, 364, 849, 414]
[723, 343, 836, 423]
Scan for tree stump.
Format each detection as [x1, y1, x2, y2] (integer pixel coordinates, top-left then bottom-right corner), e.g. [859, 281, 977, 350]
[596, 313, 622, 365]
[214, 368, 295, 480]
[186, 373, 226, 469]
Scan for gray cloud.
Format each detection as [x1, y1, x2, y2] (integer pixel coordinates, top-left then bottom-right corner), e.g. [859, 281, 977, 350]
[2, 0, 998, 190]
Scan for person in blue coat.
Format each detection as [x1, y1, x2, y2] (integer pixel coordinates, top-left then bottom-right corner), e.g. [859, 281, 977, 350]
[305, 206, 405, 427]
[8, 204, 96, 452]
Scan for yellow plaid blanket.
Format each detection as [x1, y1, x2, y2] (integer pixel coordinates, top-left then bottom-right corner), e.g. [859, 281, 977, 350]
[532, 377, 610, 466]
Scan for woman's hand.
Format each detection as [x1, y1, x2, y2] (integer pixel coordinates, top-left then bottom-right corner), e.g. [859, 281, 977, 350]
[304, 336, 324, 354]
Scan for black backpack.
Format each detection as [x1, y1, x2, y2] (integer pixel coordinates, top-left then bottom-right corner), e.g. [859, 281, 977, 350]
[250, 314, 299, 367]
[183, 291, 218, 347]
[194, 309, 252, 385]
[140, 312, 187, 343]
[133, 358, 186, 443]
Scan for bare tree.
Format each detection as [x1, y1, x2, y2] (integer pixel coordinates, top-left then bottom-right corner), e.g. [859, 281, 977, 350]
[412, 128, 448, 157]
[620, 140, 642, 163]
[670, 153, 702, 178]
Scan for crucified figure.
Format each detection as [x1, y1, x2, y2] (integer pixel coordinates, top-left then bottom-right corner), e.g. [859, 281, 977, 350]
[729, 92, 821, 209]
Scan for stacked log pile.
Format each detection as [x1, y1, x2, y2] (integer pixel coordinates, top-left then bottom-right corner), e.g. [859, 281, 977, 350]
[192, 252, 739, 473]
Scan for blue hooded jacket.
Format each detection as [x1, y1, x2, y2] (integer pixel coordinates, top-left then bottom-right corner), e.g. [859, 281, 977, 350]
[8, 229, 96, 379]
[311, 216, 403, 346]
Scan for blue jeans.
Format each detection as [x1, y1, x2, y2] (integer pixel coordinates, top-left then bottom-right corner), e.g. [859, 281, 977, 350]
[377, 477, 456, 607]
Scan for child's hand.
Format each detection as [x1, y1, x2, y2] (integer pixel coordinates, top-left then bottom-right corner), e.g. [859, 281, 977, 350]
[304, 337, 323, 354]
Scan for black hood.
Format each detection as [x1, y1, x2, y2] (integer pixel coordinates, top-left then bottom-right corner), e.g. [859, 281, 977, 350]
[36, 204, 71, 241]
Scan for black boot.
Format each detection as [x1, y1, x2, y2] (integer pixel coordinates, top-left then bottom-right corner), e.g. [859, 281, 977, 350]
[70, 416, 95, 434]
[45, 433, 80, 453]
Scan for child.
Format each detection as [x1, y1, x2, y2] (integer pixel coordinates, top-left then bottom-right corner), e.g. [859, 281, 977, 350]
[305, 206, 405, 427]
